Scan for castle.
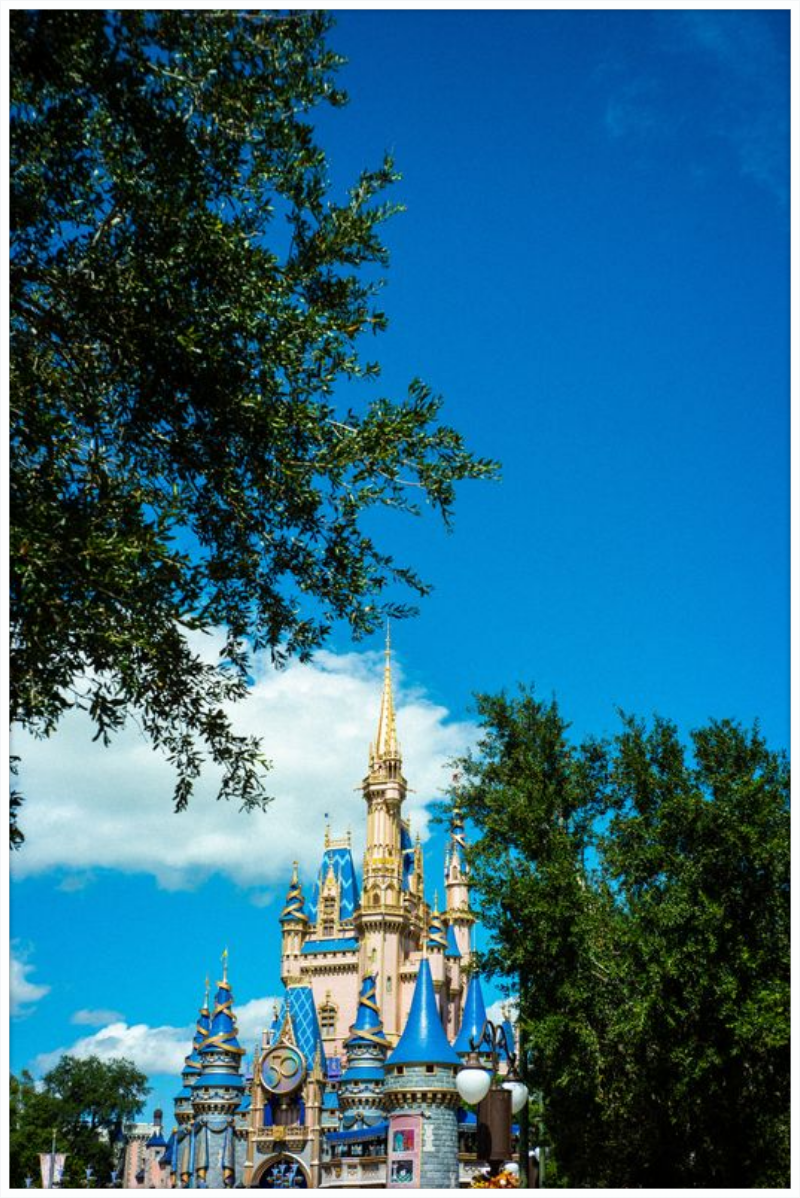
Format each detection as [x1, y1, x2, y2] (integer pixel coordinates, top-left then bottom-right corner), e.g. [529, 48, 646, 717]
[129, 634, 514, 1188]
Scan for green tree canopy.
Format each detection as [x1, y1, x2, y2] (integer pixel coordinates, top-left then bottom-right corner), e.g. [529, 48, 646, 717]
[10, 9, 497, 844]
[452, 689, 789, 1188]
[10, 1056, 150, 1188]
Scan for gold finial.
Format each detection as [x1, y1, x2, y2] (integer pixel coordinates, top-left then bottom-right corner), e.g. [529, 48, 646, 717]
[221, 946, 228, 982]
[433, 889, 440, 915]
[291, 860, 299, 884]
[204, 976, 210, 1006]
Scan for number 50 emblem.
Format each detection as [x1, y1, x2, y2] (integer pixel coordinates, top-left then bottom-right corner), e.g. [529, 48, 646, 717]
[261, 1045, 306, 1094]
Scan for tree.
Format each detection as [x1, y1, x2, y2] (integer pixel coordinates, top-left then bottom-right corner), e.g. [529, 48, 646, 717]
[10, 1055, 150, 1188]
[451, 689, 790, 1188]
[10, 9, 497, 844]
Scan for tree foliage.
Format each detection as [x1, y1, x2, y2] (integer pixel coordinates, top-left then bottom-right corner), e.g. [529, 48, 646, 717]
[10, 1056, 150, 1188]
[10, 9, 497, 843]
[452, 689, 790, 1188]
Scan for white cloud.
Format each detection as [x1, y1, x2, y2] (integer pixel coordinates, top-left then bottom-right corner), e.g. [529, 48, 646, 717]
[11, 643, 476, 893]
[32, 994, 282, 1078]
[71, 1008, 125, 1026]
[33, 1021, 194, 1078]
[10, 947, 51, 1016]
[486, 997, 518, 1027]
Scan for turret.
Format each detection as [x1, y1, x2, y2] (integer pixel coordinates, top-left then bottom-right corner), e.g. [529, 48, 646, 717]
[339, 974, 390, 1127]
[191, 952, 246, 1187]
[384, 959, 461, 1189]
[280, 861, 309, 985]
[444, 803, 475, 963]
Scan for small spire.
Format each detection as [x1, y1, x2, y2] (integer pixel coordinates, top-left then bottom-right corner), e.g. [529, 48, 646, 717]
[427, 894, 448, 951]
[453, 974, 491, 1055]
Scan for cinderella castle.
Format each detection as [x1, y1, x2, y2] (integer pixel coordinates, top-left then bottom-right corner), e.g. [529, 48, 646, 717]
[124, 635, 515, 1188]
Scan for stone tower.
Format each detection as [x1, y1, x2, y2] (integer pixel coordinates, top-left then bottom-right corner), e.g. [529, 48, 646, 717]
[383, 958, 461, 1189]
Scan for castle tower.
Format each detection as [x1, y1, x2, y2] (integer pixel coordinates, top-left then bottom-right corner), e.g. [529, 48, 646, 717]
[445, 803, 475, 962]
[173, 982, 211, 1128]
[190, 952, 246, 1188]
[339, 973, 390, 1128]
[383, 959, 461, 1189]
[280, 861, 309, 986]
[355, 625, 412, 1040]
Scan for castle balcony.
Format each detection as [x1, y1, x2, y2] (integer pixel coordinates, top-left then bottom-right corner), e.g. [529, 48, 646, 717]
[319, 1123, 389, 1188]
[252, 1123, 308, 1157]
[319, 1155, 387, 1188]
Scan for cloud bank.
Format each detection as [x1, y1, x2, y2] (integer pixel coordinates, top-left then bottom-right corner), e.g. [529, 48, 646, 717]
[11, 643, 476, 892]
[33, 994, 282, 1077]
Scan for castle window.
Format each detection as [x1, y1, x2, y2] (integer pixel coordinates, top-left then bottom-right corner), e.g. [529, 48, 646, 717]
[320, 1003, 337, 1036]
[322, 895, 336, 936]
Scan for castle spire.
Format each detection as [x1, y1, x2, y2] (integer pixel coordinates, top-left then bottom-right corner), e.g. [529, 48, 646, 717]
[371, 621, 400, 767]
[453, 973, 492, 1055]
[280, 861, 309, 924]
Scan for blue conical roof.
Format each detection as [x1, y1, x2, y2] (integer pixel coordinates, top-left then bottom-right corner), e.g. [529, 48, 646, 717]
[445, 923, 461, 959]
[345, 974, 389, 1049]
[387, 959, 460, 1067]
[500, 1018, 516, 1060]
[453, 974, 492, 1055]
[200, 975, 245, 1057]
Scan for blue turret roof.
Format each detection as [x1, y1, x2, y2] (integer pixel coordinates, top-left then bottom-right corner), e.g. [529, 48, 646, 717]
[159, 1130, 177, 1168]
[181, 986, 211, 1079]
[344, 974, 389, 1050]
[146, 1130, 167, 1149]
[453, 974, 492, 1055]
[200, 971, 245, 1058]
[308, 845, 360, 921]
[387, 959, 461, 1067]
[500, 1017, 516, 1060]
[445, 923, 461, 959]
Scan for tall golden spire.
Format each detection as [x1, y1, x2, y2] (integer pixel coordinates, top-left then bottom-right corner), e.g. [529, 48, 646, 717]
[371, 621, 400, 765]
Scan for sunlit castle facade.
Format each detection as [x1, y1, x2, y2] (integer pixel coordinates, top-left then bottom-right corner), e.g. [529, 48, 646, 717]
[147, 633, 514, 1188]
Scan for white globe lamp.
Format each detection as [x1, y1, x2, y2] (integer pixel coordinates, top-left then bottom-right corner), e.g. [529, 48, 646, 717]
[456, 1063, 492, 1106]
[502, 1078, 529, 1114]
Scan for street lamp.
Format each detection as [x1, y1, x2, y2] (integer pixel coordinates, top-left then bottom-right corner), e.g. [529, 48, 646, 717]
[456, 1019, 530, 1179]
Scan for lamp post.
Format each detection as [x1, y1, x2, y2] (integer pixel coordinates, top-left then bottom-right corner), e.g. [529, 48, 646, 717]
[456, 1019, 529, 1180]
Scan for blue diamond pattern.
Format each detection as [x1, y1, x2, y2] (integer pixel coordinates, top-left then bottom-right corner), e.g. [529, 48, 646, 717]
[287, 986, 327, 1073]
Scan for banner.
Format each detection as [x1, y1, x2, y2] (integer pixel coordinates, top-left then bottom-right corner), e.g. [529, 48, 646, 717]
[38, 1153, 66, 1188]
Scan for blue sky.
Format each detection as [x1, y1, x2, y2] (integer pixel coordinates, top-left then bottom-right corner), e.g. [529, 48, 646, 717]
[8, 6, 790, 1130]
